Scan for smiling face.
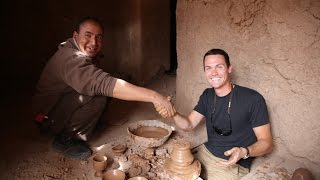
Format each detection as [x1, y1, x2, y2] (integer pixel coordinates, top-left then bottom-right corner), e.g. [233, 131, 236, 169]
[73, 20, 103, 58]
[204, 54, 232, 94]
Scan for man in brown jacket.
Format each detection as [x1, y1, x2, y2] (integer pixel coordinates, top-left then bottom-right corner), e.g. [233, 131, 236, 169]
[32, 16, 175, 160]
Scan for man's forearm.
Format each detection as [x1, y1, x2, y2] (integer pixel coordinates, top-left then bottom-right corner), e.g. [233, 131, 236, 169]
[112, 79, 176, 118]
[247, 139, 273, 157]
[172, 113, 194, 131]
[248, 124, 273, 157]
[112, 79, 159, 103]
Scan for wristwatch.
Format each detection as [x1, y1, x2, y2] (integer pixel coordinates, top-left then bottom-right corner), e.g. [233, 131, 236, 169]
[242, 147, 250, 159]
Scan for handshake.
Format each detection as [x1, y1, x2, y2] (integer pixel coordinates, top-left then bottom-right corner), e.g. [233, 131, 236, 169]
[153, 96, 177, 118]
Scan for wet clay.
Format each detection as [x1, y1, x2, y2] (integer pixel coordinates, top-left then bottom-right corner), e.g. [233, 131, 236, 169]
[291, 168, 314, 180]
[132, 126, 169, 138]
[127, 154, 151, 178]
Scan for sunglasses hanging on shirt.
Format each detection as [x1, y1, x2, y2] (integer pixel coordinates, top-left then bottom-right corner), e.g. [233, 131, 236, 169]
[210, 84, 234, 136]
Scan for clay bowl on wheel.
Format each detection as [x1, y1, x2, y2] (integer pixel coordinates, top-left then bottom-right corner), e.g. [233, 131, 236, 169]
[127, 120, 172, 148]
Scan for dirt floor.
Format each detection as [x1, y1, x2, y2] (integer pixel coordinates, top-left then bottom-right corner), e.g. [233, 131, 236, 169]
[0, 74, 192, 180]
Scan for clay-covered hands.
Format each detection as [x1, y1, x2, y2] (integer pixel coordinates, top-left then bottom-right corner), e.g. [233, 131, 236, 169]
[154, 96, 176, 118]
[216, 147, 245, 168]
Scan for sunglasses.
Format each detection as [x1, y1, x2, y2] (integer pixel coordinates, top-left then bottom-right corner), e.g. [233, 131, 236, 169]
[211, 84, 234, 136]
[211, 112, 232, 136]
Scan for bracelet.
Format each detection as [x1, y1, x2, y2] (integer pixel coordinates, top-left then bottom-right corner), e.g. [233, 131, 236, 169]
[242, 147, 250, 159]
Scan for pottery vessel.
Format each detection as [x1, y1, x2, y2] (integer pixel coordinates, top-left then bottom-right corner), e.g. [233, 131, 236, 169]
[112, 144, 127, 155]
[164, 158, 201, 180]
[170, 140, 194, 167]
[164, 139, 201, 180]
[127, 120, 172, 148]
[92, 154, 107, 177]
[102, 169, 126, 180]
[128, 176, 148, 180]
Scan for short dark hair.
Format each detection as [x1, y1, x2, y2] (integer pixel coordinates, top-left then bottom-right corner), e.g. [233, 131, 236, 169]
[203, 48, 230, 68]
[75, 16, 104, 33]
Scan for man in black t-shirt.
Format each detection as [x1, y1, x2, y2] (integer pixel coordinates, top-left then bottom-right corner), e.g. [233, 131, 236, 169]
[156, 49, 273, 180]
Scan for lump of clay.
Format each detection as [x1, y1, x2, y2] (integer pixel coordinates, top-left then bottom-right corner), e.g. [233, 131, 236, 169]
[291, 168, 314, 180]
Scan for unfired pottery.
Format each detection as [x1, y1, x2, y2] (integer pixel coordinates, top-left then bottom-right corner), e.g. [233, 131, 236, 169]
[102, 169, 126, 180]
[127, 120, 172, 148]
[164, 158, 201, 179]
[128, 176, 148, 180]
[92, 154, 107, 177]
[170, 140, 194, 167]
[112, 144, 127, 155]
[164, 140, 201, 180]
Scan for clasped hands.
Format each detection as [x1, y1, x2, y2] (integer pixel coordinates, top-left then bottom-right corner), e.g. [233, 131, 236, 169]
[153, 96, 176, 118]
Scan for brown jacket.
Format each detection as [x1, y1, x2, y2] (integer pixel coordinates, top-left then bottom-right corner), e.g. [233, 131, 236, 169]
[32, 38, 117, 115]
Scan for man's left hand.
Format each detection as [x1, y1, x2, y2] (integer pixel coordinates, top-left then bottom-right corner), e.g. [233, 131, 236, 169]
[216, 147, 243, 168]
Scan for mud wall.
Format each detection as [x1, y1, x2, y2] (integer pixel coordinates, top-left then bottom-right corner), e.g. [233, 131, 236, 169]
[3, 0, 170, 95]
[175, 0, 320, 177]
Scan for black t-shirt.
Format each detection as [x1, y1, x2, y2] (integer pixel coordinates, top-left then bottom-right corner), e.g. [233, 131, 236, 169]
[194, 84, 269, 168]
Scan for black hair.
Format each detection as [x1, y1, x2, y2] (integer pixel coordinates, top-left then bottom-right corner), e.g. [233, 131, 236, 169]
[75, 16, 104, 33]
[203, 48, 230, 68]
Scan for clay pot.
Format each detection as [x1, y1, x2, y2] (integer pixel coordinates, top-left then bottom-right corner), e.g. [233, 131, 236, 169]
[164, 139, 201, 180]
[112, 144, 127, 155]
[128, 176, 148, 180]
[170, 140, 194, 166]
[92, 154, 107, 177]
[127, 120, 172, 148]
[102, 169, 126, 180]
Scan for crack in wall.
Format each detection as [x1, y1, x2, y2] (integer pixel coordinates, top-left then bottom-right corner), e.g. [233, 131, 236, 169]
[227, 0, 266, 28]
[261, 57, 312, 95]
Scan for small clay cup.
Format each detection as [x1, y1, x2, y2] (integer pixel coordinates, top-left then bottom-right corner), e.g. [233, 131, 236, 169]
[102, 169, 126, 180]
[92, 154, 107, 177]
[112, 144, 127, 155]
[170, 140, 194, 166]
